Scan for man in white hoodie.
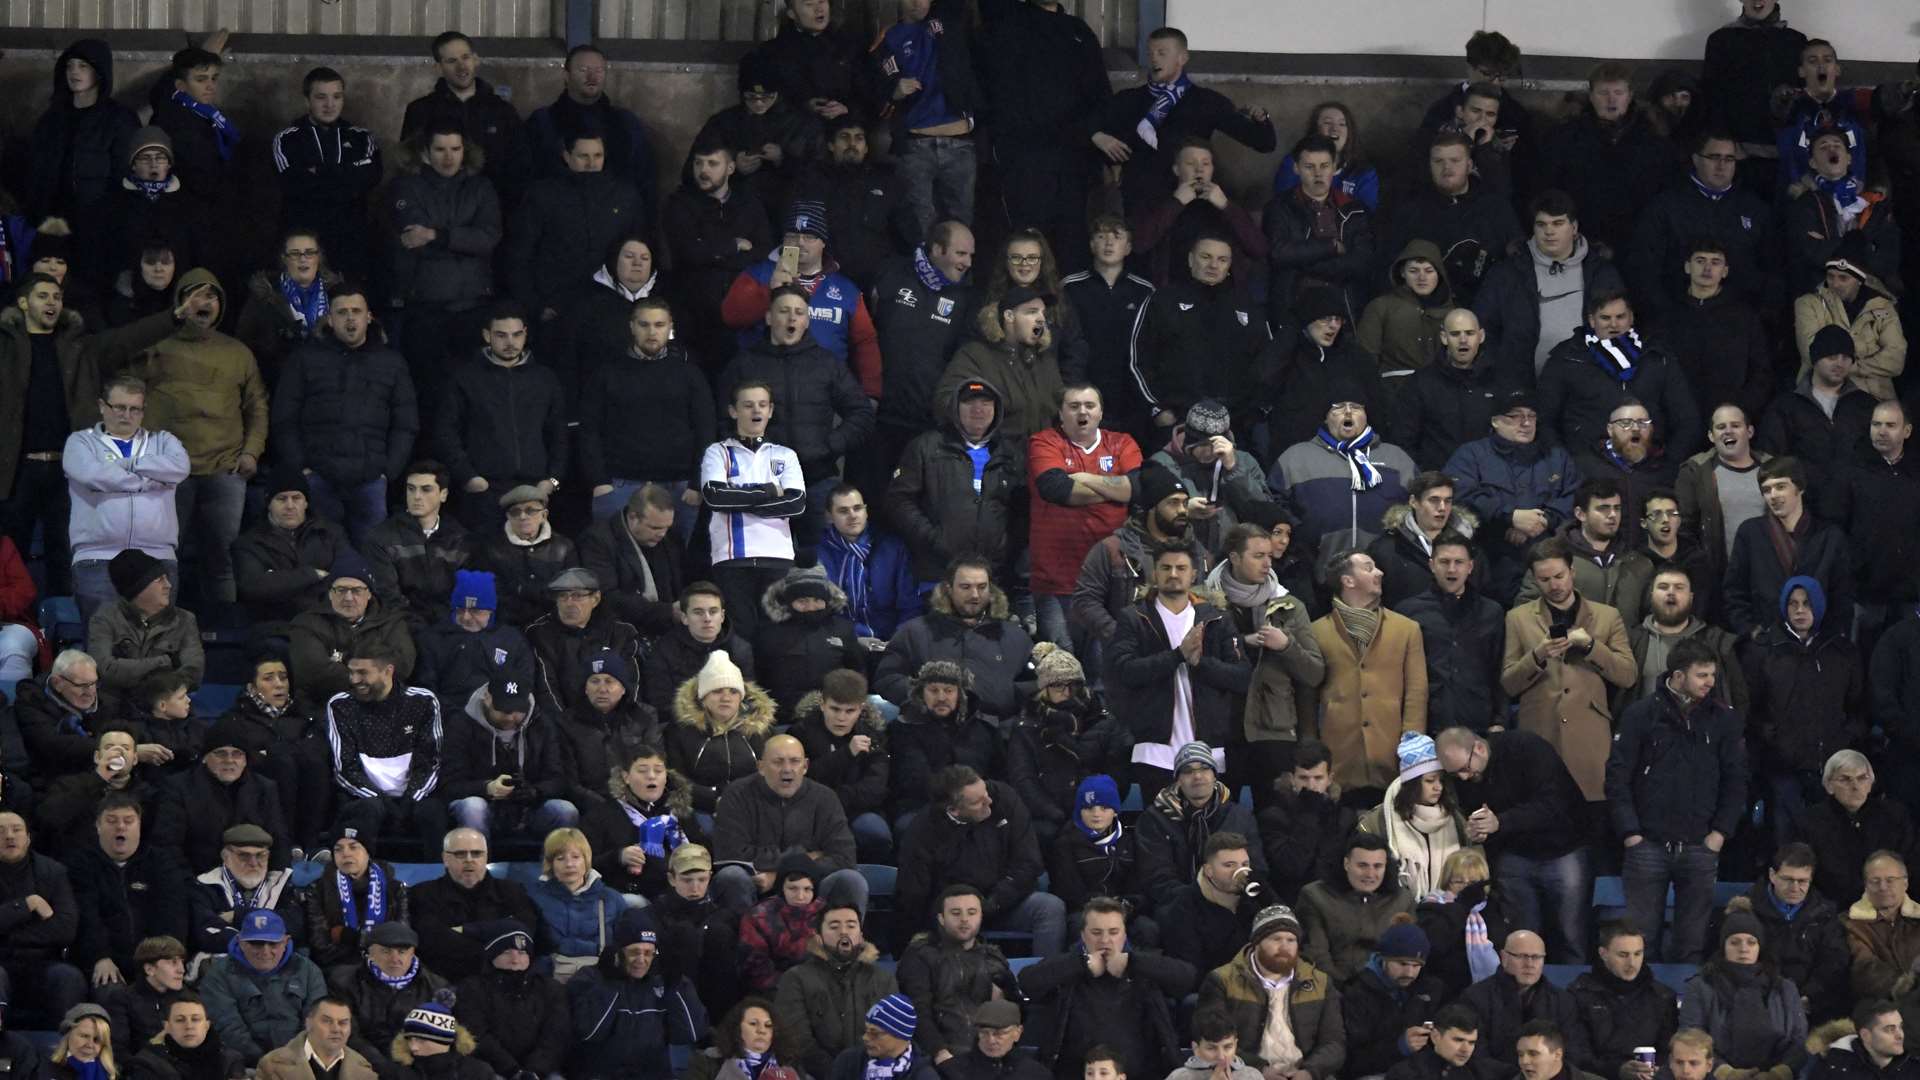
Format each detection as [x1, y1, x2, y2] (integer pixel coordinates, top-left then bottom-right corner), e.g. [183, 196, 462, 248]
[64, 374, 190, 625]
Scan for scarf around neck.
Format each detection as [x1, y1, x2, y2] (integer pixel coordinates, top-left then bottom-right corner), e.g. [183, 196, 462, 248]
[1316, 425, 1384, 490]
[1690, 172, 1733, 201]
[1218, 567, 1281, 613]
[620, 800, 686, 858]
[368, 953, 419, 989]
[1815, 174, 1866, 223]
[865, 1046, 918, 1080]
[171, 89, 241, 160]
[912, 245, 950, 292]
[280, 273, 328, 330]
[130, 175, 173, 202]
[245, 685, 289, 718]
[822, 527, 873, 630]
[1332, 597, 1381, 653]
[739, 1051, 778, 1080]
[1137, 74, 1193, 149]
[336, 863, 389, 930]
[1581, 326, 1645, 382]
[1077, 815, 1124, 853]
[222, 867, 270, 911]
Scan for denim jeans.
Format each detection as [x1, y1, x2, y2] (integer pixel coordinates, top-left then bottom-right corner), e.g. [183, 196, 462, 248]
[593, 478, 697, 542]
[850, 812, 893, 864]
[1035, 593, 1073, 648]
[307, 473, 390, 550]
[896, 135, 977, 239]
[713, 864, 870, 917]
[991, 891, 1068, 958]
[1493, 846, 1592, 963]
[1624, 839, 1720, 963]
[176, 473, 247, 605]
[0, 624, 35, 683]
[74, 559, 178, 628]
[449, 796, 580, 841]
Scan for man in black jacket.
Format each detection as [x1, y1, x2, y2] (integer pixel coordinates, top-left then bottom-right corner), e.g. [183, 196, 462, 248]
[1457, 929, 1587, 1067]
[895, 883, 1016, 1063]
[710, 733, 865, 914]
[326, 643, 448, 852]
[1830, 400, 1920, 654]
[1342, 920, 1446, 1079]
[407, 827, 540, 983]
[1256, 744, 1355, 903]
[1538, 65, 1686, 254]
[1536, 290, 1701, 461]
[1062, 217, 1157, 435]
[664, 136, 772, 369]
[365, 461, 473, 631]
[1630, 132, 1783, 323]
[1642, 238, 1773, 421]
[1728, 843, 1851, 1023]
[232, 469, 354, 631]
[65, 792, 187, 993]
[1134, 743, 1267, 914]
[1383, 133, 1522, 308]
[102, 935, 187, 1058]
[1436, 727, 1591, 963]
[1722, 456, 1855, 640]
[1017, 897, 1195, 1080]
[1129, 232, 1271, 431]
[452, 918, 570, 1079]
[885, 380, 1025, 583]
[1158, 832, 1272, 979]
[1403, 310, 1504, 471]
[1566, 920, 1677, 1080]
[897, 765, 1063, 956]
[507, 128, 645, 322]
[577, 484, 686, 638]
[1758, 327, 1876, 488]
[1604, 637, 1748, 963]
[1385, 1003, 1510, 1080]
[1396, 535, 1506, 733]
[443, 646, 580, 846]
[272, 67, 382, 278]
[578, 299, 715, 540]
[1263, 134, 1373, 326]
[718, 285, 877, 490]
[399, 33, 524, 199]
[150, 714, 291, 872]
[868, 221, 976, 481]
[1472, 190, 1627, 385]
[434, 306, 570, 532]
[0, 811, 85, 1021]
[807, 117, 918, 291]
[525, 567, 641, 720]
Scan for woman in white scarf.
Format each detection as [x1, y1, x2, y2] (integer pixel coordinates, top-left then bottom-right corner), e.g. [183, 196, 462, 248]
[1359, 731, 1475, 896]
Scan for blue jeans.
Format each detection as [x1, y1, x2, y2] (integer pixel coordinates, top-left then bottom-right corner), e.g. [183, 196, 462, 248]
[592, 478, 697, 542]
[1035, 593, 1073, 648]
[450, 796, 580, 840]
[1624, 839, 1719, 963]
[306, 473, 389, 550]
[176, 473, 247, 605]
[0, 624, 35, 683]
[1493, 846, 1592, 963]
[992, 891, 1068, 958]
[1767, 770, 1822, 851]
[713, 864, 870, 917]
[74, 559, 179, 628]
[895, 135, 977, 238]
[850, 812, 893, 864]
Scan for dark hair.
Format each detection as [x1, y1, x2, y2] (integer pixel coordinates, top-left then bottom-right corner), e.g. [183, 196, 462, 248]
[1529, 189, 1579, 223]
[563, 122, 609, 153]
[161, 990, 207, 1014]
[932, 764, 983, 809]
[680, 581, 725, 612]
[96, 790, 145, 822]
[1854, 999, 1900, 1034]
[486, 300, 531, 328]
[1517, 1020, 1566, 1052]
[302, 66, 345, 95]
[329, 277, 371, 307]
[1650, 565, 1693, 590]
[171, 47, 222, 80]
[1666, 637, 1719, 677]
[1686, 237, 1729, 260]
[1463, 81, 1503, 106]
[1408, 471, 1456, 500]
[1588, 61, 1634, 88]
[1345, 832, 1390, 858]
[430, 31, 473, 61]
[1691, 128, 1739, 156]
[1759, 457, 1807, 492]
[1584, 288, 1633, 319]
[1431, 533, 1474, 560]
[1152, 545, 1195, 570]
[1325, 547, 1369, 590]
[827, 483, 865, 506]
[1083, 896, 1130, 922]
[1084, 1046, 1126, 1071]
[1528, 537, 1574, 571]
[811, 902, 861, 931]
[1464, 30, 1520, 74]
[137, 670, 194, 711]
[347, 641, 401, 667]
[307, 993, 355, 1018]
[1294, 740, 1332, 771]
[1201, 832, 1250, 861]
[945, 555, 994, 586]
[1147, 26, 1188, 49]
[564, 43, 606, 69]
[618, 743, 668, 771]
[402, 460, 452, 491]
[928, 220, 970, 252]
[713, 997, 779, 1057]
[247, 647, 290, 680]
[730, 379, 775, 407]
[1430, 130, 1475, 156]
[1089, 214, 1131, 237]
[1434, 1003, 1481, 1035]
[1293, 133, 1339, 162]
[1393, 767, 1459, 821]
[1643, 486, 1680, 510]
[1191, 1006, 1238, 1044]
[1772, 842, 1816, 872]
[1575, 477, 1623, 512]
[689, 132, 733, 159]
[937, 882, 985, 908]
[600, 232, 654, 275]
[1802, 38, 1836, 60]
[20, 271, 63, 296]
[820, 668, 867, 705]
[1596, 919, 1646, 948]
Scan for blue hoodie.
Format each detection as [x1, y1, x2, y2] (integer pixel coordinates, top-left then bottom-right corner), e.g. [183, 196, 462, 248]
[1779, 573, 1826, 631]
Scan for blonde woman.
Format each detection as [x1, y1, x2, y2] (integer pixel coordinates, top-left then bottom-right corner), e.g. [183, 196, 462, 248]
[52, 1004, 118, 1080]
[527, 827, 626, 980]
[1414, 848, 1514, 998]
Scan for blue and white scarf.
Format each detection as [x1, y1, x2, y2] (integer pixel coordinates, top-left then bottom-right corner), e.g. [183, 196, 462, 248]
[221, 868, 269, 912]
[911, 245, 949, 292]
[864, 1046, 917, 1080]
[1689, 172, 1732, 202]
[1316, 425, 1384, 491]
[368, 953, 419, 989]
[1465, 898, 1500, 983]
[1815, 174, 1867, 231]
[1077, 817, 1124, 854]
[1136, 73, 1192, 150]
[336, 863, 389, 931]
[279, 273, 328, 331]
[1581, 326, 1644, 383]
[171, 89, 241, 160]
[738, 1051, 778, 1080]
[129, 175, 172, 202]
[822, 527, 873, 633]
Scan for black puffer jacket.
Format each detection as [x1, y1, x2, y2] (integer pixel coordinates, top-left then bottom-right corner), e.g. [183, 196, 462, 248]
[1007, 689, 1131, 827]
[1402, 347, 1506, 470]
[887, 691, 1004, 818]
[718, 332, 876, 474]
[1629, 179, 1783, 322]
[453, 967, 571, 1078]
[328, 962, 449, 1074]
[1395, 582, 1508, 734]
[1047, 817, 1146, 914]
[1472, 240, 1627, 386]
[25, 39, 140, 221]
[304, 861, 413, 968]
[664, 675, 777, 812]
[897, 778, 1046, 927]
[231, 516, 355, 629]
[641, 624, 756, 714]
[471, 527, 579, 629]
[415, 616, 531, 711]
[558, 696, 664, 811]
[754, 575, 866, 720]
[1645, 289, 1773, 421]
[1567, 961, 1679, 1080]
[400, 77, 523, 191]
[789, 693, 891, 818]
[578, 343, 716, 485]
[885, 379, 1026, 581]
[66, 842, 188, 975]
[386, 161, 501, 309]
[1415, 880, 1518, 999]
[1539, 105, 1687, 252]
[433, 352, 570, 490]
[526, 605, 642, 718]
[363, 514, 473, 630]
[507, 170, 644, 315]
[1380, 183, 1522, 307]
[270, 326, 416, 480]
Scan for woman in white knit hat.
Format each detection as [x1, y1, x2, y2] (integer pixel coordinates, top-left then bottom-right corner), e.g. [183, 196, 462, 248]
[1359, 730, 1476, 896]
[665, 650, 778, 814]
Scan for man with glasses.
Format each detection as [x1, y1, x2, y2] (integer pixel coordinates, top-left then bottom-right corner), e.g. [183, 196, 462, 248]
[941, 999, 1046, 1080]
[1446, 389, 1579, 605]
[1634, 490, 1719, 624]
[1458, 930, 1586, 1067]
[186, 824, 304, 960]
[1731, 843, 1851, 1024]
[63, 375, 191, 625]
[289, 551, 417, 711]
[14, 649, 128, 774]
[1629, 131, 1782, 321]
[406, 827, 538, 982]
[1538, 291, 1700, 462]
[1435, 727, 1591, 963]
[1572, 402, 1675, 554]
[472, 485, 578, 630]
[1845, 851, 1920, 1004]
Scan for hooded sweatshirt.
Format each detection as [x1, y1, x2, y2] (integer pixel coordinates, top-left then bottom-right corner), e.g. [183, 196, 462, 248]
[134, 268, 270, 474]
[1358, 238, 1455, 374]
[1530, 236, 1591, 375]
[26, 39, 140, 219]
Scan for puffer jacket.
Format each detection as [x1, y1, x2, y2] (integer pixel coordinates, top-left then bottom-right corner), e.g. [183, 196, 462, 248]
[1567, 960, 1679, 1080]
[641, 623, 756, 714]
[1007, 688, 1132, 826]
[1295, 871, 1416, 981]
[199, 947, 329, 1064]
[231, 269, 337, 390]
[1135, 782, 1269, 913]
[871, 582, 1034, 718]
[1724, 882, 1851, 1024]
[664, 672, 776, 811]
[433, 350, 570, 491]
[1271, 434, 1418, 560]
[1536, 330, 1701, 459]
[1047, 817, 1147, 914]
[231, 516, 353, 629]
[386, 157, 501, 309]
[1793, 274, 1908, 402]
[1396, 581, 1508, 733]
[363, 514, 472, 631]
[88, 598, 204, 692]
[25, 39, 140, 220]
[471, 524, 579, 629]
[1070, 513, 1210, 643]
[1677, 963, 1807, 1070]
[755, 574, 866, 720]
[577, 342, 715, 487]
[885, 378, 1026, 581]
[329, 962, 451, 1072]
[897, 932, 1015, 1057]
[788, 692, 890, 818]
[740, 891, 824, 991]
[887, 688, 1004, 819]
[2, 304, 177, 498]
[302, 861, 412, 968]
[272, 328, 418, 486]
[287, 598, 417, 708]
[772, 940, 899, 1079]
[525, 604, 641, 718]
[1366, 503, 1484, 610]
[1358, 239, 1455, 375]
[1196, 949, 1345, 1075]
[451, 966, 570, 1079]
[718, 331, 877, 473]
[414, 614, 529, 711]
[527, 870, 626, 961]
[1443, 434, 1583, 601]
[938, 322, 1067, 441]
[133, 269, 270, 475]
[1473, 238, 1628, 384]
[507, 169, 644, 315]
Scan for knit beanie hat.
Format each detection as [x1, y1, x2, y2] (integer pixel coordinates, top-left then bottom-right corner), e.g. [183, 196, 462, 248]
[1377, 914, 1431, 960]
[449, 570, 497, 615]
[1185, 399, 1232, 439]
[1296, 286, 1346, 324]
[1137, 463, 1190, 510]
[1250, 904, 1302, 945]
[785, 199, 830, 242]
[866, 994, 917, 1041]
[1075, 774, 1121, 813]
[202, 715, 265, 756]
[30, 219, 74, 264]
[1324, 374, 1373, 415]
[1809, 323, 1856, 361]
[474, 919, 534, 964]
[1396, 731, 1441, 783]
[585, 647, 633, 693]
[738, 50, 777, 95]
[695, 650, 746, 699]
[263, 466, 311, 500]
[109, 549, 167, 600]
[402, 1000, 459, 1046]
[773, 851, 819, 892]
[778, 564, 835, 607]
[125, 125, 173, 168]
[1719, 896, 1766, 952]
[326, 548, 374, 589]
[1174, 741, 1218, 775]
[1034, 647, 1085, 692]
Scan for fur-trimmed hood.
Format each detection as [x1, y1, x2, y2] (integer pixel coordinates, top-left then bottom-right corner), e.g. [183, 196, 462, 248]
[1847, 895, 1920, 922]
[1380, 502, 1479, 542]
[927, 580, 1014, 621]
[605, 762, 697, 817]
[1808, 1020, 1861, 1058]
[791, 690, 887, 745]
[389, 1027, 479, 1063]
[671, 674, 778, 737]
[0, 304, 85, 336]
[761, 574, 851, 623]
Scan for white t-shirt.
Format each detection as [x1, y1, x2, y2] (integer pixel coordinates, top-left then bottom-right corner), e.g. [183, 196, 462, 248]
[1130, 599, 1226, 772]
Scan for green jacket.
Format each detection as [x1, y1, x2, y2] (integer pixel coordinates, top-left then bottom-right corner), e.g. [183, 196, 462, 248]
[132, 268, 269, 475]
[87, 598, 205, 693]
[1197, 949, 1346, 1076]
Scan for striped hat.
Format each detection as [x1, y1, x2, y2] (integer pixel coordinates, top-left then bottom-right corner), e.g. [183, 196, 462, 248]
[866, 994, 917, 1040]
[403, 1001, 458, 1045]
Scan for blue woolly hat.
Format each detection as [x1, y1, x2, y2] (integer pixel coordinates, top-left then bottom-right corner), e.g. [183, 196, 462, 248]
[1076, 774, 1121, 813]
[1396, 731, 1440, 782]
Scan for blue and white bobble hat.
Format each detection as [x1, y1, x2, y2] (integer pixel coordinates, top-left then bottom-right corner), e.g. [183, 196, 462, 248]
[1397, 731, 1440, 783]
[403, 999, 459, 1046]
[866, 994, 917, 1041]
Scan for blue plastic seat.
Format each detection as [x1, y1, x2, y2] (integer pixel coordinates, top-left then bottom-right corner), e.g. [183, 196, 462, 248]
[859, 863, 898, 899]
[1008, 956, 1042, 975]
[192, 683, 243, 717]
[393, 863, 446, 886]
[1543, 963, 1583, 989]
[1120, 784, 1143, 812]
[38, 596, 82, 644]
[1651, 963, 1697, 996]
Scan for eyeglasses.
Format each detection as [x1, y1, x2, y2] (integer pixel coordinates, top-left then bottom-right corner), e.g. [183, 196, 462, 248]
[330, 585, 370, 597]
[1007, 254, 1043, 265]
[1608, 418, 1653, 429]
[103, 402, 145, 415]
[1644, 509, 1682, 521]
[555, 590, 597, 602]
[1500, 410, 1538, 423]
[56, 675, 99, 690]
[1503, 951, 1546, 963]
[283, 248, 321, 260]
[132, 151, 170, 165]
[446, 849, 488, 860]
[507, 506, 546, 519]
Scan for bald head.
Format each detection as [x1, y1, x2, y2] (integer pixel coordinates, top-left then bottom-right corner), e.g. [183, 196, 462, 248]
[1502, 930, 1546, 986]
[1442, 308, 1484, 368]
[760, 734, 808, 796]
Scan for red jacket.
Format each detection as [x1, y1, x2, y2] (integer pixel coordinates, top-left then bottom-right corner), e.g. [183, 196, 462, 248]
[1027, 426, 1141, 595]
[0, 536, 47, 673]
[738, 895, 824, 990]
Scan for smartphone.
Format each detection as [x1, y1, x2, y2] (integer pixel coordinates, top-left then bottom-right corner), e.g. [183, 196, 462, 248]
[779, 244, 800, 278]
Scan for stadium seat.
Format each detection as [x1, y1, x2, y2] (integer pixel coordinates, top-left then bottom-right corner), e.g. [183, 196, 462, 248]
[859, 863, 898, 899]
[393, 862, 446, 886]
[1651, 963, 1696, 997]
[1543, 963, 1583, 989]
[1121, 784, 1143, 812]
[1009, 956, 1042, 975]
[192, 682, 243, 717]
[38, 596, 82, 646]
